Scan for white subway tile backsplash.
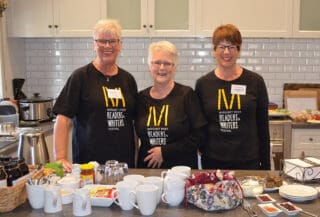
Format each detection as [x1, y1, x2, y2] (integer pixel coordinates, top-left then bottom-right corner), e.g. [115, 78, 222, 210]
[262, 58, 277, 64]
[305, 73, 320, 80]
[7, 37, 320, 106]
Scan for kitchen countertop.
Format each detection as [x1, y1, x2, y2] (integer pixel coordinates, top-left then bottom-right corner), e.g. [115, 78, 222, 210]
[1, 169, 319, 217]
[0, 121, 54, 156]
[292, 121, 320, 129]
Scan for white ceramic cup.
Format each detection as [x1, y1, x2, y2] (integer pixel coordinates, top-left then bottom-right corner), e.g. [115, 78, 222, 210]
[44, 185, 62, 213]
[142, 176, 163, 204]
[161, 169, 188, 181]
[123, 174, 145, 184]
[112, 180, 138, 211]
[164, 176, 185, 191]
[73, 188, 92, 216]
[26, 183, 46, 209]
[162, 188, 185, 206]
[171, 166, 191, 177]
[61, 188, 74, 205]
[129, 184, 158, 216]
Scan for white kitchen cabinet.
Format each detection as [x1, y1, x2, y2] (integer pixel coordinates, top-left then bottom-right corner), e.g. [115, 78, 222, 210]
[292, 0, 320, 38]
[6, 0, 106, 37]
[291, 128, 320, 158]
[195, 0, 293, 38]
[106, 0, 195, 37]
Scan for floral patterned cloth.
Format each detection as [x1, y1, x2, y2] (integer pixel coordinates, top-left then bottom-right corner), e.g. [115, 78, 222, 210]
[186, 170, 243, 211]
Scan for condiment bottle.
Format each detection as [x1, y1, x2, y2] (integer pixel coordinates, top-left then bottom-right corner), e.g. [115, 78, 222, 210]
[80, 163, 95, 187]
[12, 157, 29, 176]
[0, 165, 7, 187]
[4, 161, 22, 186]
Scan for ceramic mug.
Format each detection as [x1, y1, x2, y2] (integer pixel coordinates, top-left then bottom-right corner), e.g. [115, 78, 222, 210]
[142, 176, 163, 204]
[162, 188, 185, 206]
[171, 166, 191, 177]
[123, 174, 145, 185]
[161, 169, 188, 181]
[26, 183, 46, 209]
[163, 176, 185, 191]
[129, 184, 158, 216]
[73, 188, 92, 216]
[112, 180, 138, 210]
[44, 185, 62, 213]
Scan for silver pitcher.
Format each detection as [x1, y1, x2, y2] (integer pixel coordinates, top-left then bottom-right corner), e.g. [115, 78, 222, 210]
[17, 129, 49, 165]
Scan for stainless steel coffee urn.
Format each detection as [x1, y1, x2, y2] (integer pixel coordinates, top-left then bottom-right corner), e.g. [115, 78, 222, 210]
[17, 129, 49, 165]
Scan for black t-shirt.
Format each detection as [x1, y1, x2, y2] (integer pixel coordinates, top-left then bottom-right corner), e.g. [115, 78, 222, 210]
[53, 63, 137, 167]
[195, 68, 270, 169]
[135, 82, 207, 169]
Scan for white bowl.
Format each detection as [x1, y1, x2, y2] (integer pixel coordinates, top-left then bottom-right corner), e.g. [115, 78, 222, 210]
[256, 194, 276, 203]
[57, 175, 80, 190]
[258, 203, 282, 217]
[276, 202, 302, 216]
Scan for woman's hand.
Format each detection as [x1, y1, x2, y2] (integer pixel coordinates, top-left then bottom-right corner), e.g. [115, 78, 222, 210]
[56, 159, 73, 172]
[144, 147, 163, 168]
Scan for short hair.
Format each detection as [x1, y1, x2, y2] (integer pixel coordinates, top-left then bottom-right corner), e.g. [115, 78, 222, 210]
[148, 41, 178, 66]
[212, 24, 242, 51]
[93, 19, 122, 39]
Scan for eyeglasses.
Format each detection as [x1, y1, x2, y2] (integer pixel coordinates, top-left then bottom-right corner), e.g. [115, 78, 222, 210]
[95, 39, 120, 47]
[151, 61, 175, 68]
[216, 45, 237, 52]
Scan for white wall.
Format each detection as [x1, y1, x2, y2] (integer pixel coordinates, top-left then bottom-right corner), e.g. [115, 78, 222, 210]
[8, 37, 320, 107]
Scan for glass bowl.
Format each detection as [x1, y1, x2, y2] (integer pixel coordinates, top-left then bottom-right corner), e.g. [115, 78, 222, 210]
[238, 176, 264, 197]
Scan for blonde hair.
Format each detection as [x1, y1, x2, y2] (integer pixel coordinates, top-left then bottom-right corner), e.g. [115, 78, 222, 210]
[93, 19, 122, 39]
[148, 41, 178, 66]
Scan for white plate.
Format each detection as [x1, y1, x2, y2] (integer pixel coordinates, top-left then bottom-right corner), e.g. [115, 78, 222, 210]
[279, 184, 318, 202]
[264, 186, 279, 192]
[307, 119, 320, 124]
[264, 180, 287, 192]
[82, 184, 116, 207]
[268, 109, 289, 117]
[276, 202, 302, 216]
[258, 203, 282, 217]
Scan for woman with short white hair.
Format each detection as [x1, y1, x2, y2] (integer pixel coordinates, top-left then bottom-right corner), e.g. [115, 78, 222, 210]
[135, 40, 207, 169]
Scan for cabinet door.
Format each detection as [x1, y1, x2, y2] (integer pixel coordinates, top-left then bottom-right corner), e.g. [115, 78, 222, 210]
[196, 0, 293, 37]
[106, 0, 195, 37]
[54, 0, 106, 37]
[6, 0, 53, 37]
[149, 0, 195, 36]
[293, 0, 320, 38]
[106, 0, 147, 36]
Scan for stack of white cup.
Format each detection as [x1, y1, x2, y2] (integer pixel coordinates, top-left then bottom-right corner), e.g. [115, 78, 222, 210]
[161, 166, 191, 207]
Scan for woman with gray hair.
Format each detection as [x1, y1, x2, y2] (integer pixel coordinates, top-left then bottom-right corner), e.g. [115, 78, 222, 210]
[53, 19, 137, 171]
[135, 41, 207, 169]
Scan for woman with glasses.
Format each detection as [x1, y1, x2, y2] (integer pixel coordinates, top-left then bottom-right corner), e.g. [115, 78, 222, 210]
[135, 41, 207, 169]
[195, 24, 270, 170]
[53, 19, 138, 171]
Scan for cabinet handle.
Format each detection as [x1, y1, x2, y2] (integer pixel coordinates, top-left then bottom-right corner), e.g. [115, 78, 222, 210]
[149, 24, 153, 28]
[54, 25, 58, 28]
[48, 25, 52, 28]
[309, 137, 313, 142]
[143, 24, 147, 28]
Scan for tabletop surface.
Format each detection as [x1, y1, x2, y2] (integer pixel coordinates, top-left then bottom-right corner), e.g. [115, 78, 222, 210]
[1, 169, 319, 217]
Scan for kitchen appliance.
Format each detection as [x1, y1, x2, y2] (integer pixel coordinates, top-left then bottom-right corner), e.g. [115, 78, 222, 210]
[19, 93, 54, 122]
[17, 129, 49, 165]
[12, 78, 27, 100]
